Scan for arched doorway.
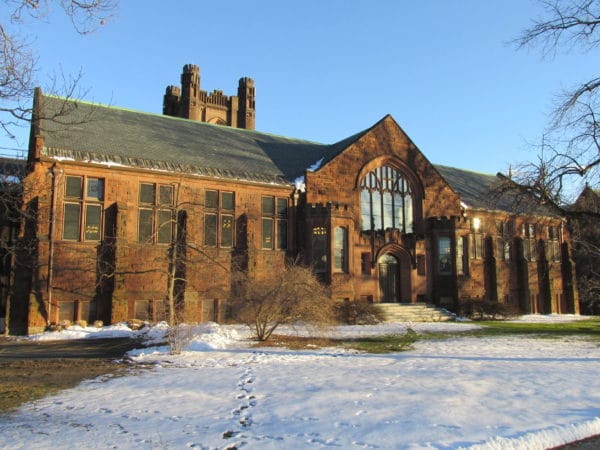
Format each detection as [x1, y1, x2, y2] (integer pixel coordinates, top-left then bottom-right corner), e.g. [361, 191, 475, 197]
[378, 254, 399, 303]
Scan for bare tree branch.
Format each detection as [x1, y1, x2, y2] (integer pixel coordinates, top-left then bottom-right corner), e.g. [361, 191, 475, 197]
[1, 0, 117, 141]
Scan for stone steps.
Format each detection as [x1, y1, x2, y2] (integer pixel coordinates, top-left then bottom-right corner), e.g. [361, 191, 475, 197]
[373, 302, 456, 322]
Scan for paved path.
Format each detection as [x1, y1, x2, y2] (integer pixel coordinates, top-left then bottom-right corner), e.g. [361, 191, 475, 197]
[0, 337, 143, 360]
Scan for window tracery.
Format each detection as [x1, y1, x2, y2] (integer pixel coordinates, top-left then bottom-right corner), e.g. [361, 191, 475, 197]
[360, 165, 414, 233]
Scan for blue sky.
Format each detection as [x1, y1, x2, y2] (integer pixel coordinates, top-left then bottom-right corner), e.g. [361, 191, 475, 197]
[1, 0, 595, 175]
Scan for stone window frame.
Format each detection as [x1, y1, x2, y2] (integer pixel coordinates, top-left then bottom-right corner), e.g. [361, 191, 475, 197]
[62, 175, 104, 242]
[204, 190, 235, 248]
[546, 224, 561, 262]
[261, 196, 288, 250]
[438, 235, 452, 275]
[359, 165, 415, 234]
[468, 218, 484, 260]
[333, 226, 348, 273]
[312, 226, 327, 273]
[522, 222, 537, 262]
[138, 182, 174, 245]
[456, 234, 469, 275]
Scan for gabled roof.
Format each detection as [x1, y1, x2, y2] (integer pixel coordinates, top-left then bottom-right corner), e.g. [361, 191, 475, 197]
[36, 94, 341, 185]
[435, 165, 559, 217]
[34, 93, 559, 218]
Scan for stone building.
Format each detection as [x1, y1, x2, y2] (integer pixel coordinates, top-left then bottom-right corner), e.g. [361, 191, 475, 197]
[6, 66, 578, 334]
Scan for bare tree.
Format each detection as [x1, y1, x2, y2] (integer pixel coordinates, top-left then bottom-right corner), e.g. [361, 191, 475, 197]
[1, 0, 116, 140]
[511, 0, 600, 212]
[229, 260, 335, 342]
[512, 0, 600, 313]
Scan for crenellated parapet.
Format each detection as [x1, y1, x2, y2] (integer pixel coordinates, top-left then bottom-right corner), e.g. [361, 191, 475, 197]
[163, 64, 255, 130]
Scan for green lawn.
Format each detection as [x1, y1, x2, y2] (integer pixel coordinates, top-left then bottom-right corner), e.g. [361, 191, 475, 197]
[340, 317, 600, 353]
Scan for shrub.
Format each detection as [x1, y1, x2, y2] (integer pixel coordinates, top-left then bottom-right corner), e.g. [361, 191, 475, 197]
[334, 299, 382, 325]
[167, 323, 193, 355]
[459, 298, 520, 320]
[229, 262, 335, 341]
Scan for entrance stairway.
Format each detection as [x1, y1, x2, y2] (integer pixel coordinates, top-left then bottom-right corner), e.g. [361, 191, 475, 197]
[373, 302, 456, 322]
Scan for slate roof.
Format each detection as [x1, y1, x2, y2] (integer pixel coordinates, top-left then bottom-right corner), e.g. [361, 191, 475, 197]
[38, 95, 342, 185]
[36, 94, 558, 217]
[434, 165, 559, 217]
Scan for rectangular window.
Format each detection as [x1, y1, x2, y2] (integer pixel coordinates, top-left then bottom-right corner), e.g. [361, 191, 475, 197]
[547, 225, 561, 262]
[262, 218, 273, 249]
[276, 198, 288, 250]
[438, 236, 452, 275]
[84, 204, 102, 241]
[221, 214, 234, 248]
[333, 227, 347, 273]
[62, 175, 104, 241]
[63, 203, 81, 240]
[469, 233, 483, 260]
[204, 190, 235, 247]
[157, 210, 173, 244]
[456, 235, 464, 275]
[523, 223, 537, 261]
[262, 196, 287, 250]
[312, 226, 327, 273]
[65, 176, 83, 198]
[204, 213, 218, 247]
[138, 183, 174, 244]
[138, 209, 154, 243]
[159, 185, 174, 206]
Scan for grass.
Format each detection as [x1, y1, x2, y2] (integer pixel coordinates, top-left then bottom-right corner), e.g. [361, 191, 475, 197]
[259, 318, 600, 354]
[468, 317, 600, 339]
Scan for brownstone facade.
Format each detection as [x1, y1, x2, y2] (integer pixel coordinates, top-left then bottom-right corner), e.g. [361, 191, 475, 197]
[5, 69, 579, 334]
[163, 64, 255, 130]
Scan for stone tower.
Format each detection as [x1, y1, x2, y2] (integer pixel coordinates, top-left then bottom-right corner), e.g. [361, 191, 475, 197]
[163, 65, 255, 130]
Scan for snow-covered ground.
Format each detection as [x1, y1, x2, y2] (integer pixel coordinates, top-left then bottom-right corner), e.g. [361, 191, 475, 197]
[1, 315, 599, 449]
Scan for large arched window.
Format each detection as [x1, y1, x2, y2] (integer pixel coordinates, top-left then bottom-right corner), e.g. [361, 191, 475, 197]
[360, 165, 414, 233]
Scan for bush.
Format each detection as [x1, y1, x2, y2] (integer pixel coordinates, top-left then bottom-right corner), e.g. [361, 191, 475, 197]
[229, 262, 335, 341]
[334, 299, 382, 325]
[459, 298, 520, 320]
[167, 323, 193, 354]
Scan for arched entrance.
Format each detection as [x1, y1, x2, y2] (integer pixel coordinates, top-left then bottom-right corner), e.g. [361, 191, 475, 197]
[378, 253, 400, 303]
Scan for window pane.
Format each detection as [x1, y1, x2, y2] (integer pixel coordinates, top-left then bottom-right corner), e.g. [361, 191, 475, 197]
[372, 191, 382, 230]
[65, 176, 82, 198]
[204, 213, 217, 246]
[456, 236, 464, 275]
[360, 190, 371, 231]
[87, 178, 104, 201]
[84, 204, 102, 241]
[262, 196, 274, 216]
[221, 214, 234, 247]
[384, 192, 395, 229]
[277, 219, 287, 250]
[140, 184, 155, 204]
[221, 192, 234, 211]
[334, 227, 346, 272]
[262, 218, 273, 249]
[63, 203, 81, 240]
[157, 210, 172, 244]
[438, 236, 452, 274]
[138, 209, 154, 243]
[205, 190, 218, 209]
[404, 195, 413, 233]
[276, 198, 288, 217]
[159, 185, 173, 206]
